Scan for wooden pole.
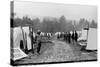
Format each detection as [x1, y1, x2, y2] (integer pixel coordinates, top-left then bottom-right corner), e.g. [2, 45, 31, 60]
[86, 22, 89, 46]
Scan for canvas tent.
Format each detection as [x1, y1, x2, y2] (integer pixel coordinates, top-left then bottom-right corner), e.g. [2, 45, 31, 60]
[86, 28, 97, 50]
[13, 27, 23, 48]
[13, 26, 32, 50]
[78, 28, 97, 50]
[11, 26, 32, 61]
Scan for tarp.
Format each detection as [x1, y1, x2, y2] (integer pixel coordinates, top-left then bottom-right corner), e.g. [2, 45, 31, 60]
[86, 28, 97, 50]
[12, 48, 28, 61]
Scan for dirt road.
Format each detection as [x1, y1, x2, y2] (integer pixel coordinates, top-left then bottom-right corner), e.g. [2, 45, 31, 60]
[15, 39, 97, 64]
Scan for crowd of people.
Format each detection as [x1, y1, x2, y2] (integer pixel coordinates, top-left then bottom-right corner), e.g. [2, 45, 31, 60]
[56, 31, 78, 43]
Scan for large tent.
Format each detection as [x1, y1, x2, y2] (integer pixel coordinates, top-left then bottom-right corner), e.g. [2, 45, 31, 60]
[86, 28, 97, 50]
[78, 28, 97, 50]
[13, 26, 31, 50]
[11, 26, 32, 61]
[13, 27, 23, 48]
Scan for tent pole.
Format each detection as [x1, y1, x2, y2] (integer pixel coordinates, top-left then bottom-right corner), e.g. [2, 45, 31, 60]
[86, 23, 89, 47]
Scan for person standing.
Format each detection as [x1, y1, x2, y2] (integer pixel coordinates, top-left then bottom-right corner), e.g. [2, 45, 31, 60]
[72, 31, 75, 44]
[65, 32, 68, 42]
[37, 30, 41, 36]
[36, 30, 42, 54]
[74, 31, 78, 42]
[72, 31, 75, 41]
[68, 32, 71, 43]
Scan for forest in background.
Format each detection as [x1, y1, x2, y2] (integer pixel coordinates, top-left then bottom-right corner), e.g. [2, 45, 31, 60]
[11, 15, 97, 33]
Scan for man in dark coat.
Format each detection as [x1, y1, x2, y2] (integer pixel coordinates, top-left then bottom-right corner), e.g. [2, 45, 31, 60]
[36, 30, 42, 54]
[74, 31, 78, 42]
[72, 31, 75, 42]
[67, 32, 71, 43]
[65, 32, 68, 42]
[64, 33, 66, 41]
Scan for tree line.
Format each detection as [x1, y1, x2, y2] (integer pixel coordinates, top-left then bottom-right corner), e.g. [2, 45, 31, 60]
[11, 15, 97, 33]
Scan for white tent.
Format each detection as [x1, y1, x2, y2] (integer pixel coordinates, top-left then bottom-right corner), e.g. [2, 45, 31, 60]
[13, 27, 23, 48]
[12, 27, 28, 61]
[86, 28, 97, 50]
[12, 26, 33, 61]
[13, 26, 32, 50]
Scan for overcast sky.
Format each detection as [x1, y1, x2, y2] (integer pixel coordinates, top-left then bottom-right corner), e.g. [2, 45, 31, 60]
[14, 1, 97, 22]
